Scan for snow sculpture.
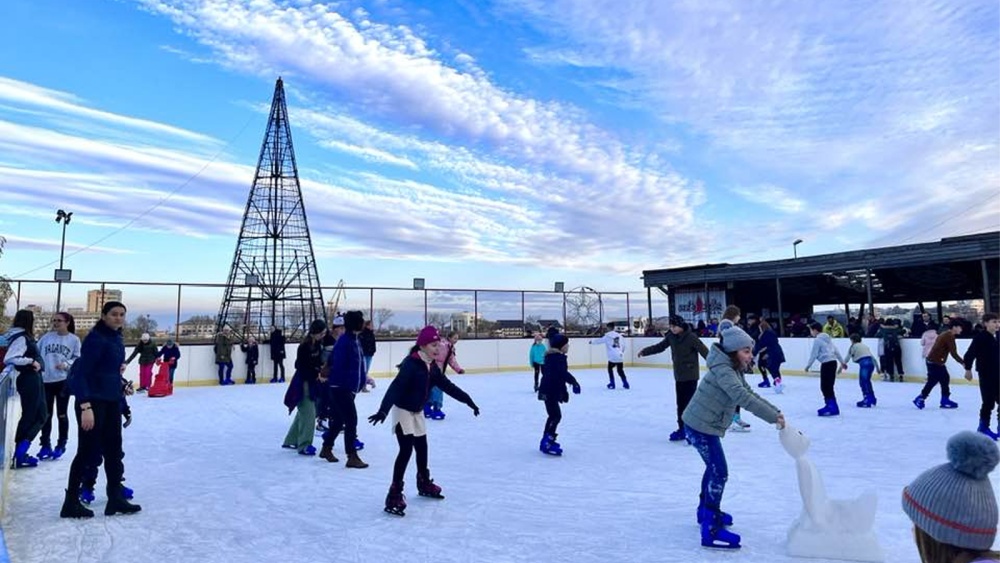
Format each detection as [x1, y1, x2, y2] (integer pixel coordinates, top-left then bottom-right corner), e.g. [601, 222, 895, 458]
[779, 426, 884, 562]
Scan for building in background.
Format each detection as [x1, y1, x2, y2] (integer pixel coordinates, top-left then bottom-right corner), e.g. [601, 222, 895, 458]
[87, 289, 123, 313]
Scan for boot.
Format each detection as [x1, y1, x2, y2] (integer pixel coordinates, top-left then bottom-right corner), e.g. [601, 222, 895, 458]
[697, 506, 733, 526]
[319, 444, 339, 463]
[701, 520, 741, 549]
[757, 379, 771, 388]
[345, 452, 369, 469]
[12, 440, 38, 469]
[384, 481, 406, 516]
[939, 397, 958, 409]
[417, 469, 444, 499]
[668, 429, 686, 442]
[913, 395, 926, 410]
[60, 489, 94, 519]
[105, 486, 141, 516]
[978, 420, 999, 441]
[423, 403, 434, 419]
[37, 445, 54, 460]
[817, 398, 840, 417]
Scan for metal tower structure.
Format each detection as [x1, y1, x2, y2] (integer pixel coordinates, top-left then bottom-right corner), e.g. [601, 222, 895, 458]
[216, 77, 326, 342]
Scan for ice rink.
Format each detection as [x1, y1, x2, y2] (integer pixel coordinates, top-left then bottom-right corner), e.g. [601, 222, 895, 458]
[4, 367, 997, 563]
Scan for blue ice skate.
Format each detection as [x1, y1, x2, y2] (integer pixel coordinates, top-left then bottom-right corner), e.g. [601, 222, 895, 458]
[79, 488, 95, 505]
[354, 438, 365, 451]
[539, 434, 562, 456]
[37, 445, 54, 461]
[697, 506, 734, 527]
[52, 444, 66, 460]
[913, 395, 926, 410]
[817, 399, 840, 417]
[621, 379, 630, 390]
[430, 406, 446, 420]
[606, 382, 615, 390]
[12, 441, 38, 469]
[939, 397, 958, 409]
[978, 421, 999, 441]
[668, 429, 687, 442]
[701, 521, 741, 549]
[423, 403, 434, 419]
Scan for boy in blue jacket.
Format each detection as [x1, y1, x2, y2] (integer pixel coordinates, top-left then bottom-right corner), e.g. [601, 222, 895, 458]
[538, 333, 581, 456]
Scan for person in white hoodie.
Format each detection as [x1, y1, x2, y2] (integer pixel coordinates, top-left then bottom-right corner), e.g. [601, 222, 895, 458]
[805, 321, 847, 417]
[590, 322, 629, 389]
[36, 312, 81, 461]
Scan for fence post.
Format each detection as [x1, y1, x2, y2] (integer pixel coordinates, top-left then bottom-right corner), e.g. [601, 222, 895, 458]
[474, 290, 478, 338]
[423, 289, 428, 327]
[15, 281, 21, 310]
[369, 288, 374, 325]
[175, 284, 182, 342]
[626, 292, 631, 334]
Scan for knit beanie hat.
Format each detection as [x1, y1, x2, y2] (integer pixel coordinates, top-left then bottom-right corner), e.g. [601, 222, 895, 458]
[720, 327, 754, 353]
[902, 431, 999, 551]
[549, 333, 569, 350]
[308, 320, 327, 335]
[668, 314, 685, 327]
[416, 326, 440, 347]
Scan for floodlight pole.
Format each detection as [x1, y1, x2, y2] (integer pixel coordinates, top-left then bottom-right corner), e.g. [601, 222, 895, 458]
[55, 209, 73, 312]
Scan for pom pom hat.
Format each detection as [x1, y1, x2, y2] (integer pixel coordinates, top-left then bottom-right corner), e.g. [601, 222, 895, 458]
[902, 431, 999, 551]
[719, 327, 754, 353]
[416, 326, 440, 348]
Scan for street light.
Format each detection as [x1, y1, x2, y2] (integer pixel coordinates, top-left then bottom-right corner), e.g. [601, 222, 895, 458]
[54, 209, 74, 312]
[793, 238, 803, 260]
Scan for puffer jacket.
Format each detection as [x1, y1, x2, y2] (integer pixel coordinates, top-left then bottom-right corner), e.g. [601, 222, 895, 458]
[682, 344, 781, 437]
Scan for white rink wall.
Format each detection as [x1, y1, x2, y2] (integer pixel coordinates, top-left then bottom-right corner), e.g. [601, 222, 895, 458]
[130, 337, 974, 386]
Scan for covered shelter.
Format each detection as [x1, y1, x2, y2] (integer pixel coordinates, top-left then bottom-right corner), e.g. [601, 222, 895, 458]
[641, 232, 1000, 335]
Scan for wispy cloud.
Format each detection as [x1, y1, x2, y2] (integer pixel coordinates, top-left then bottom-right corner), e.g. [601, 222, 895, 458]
[731, 185, 806, 214]
[2, 234, 135, 255]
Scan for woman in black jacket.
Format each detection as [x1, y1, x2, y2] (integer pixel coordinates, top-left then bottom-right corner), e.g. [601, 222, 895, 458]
[368, 326, 480, 516]
[62, 301, 141, 518]
[269, 327, 286, 383]
[6, 309, 46, 469]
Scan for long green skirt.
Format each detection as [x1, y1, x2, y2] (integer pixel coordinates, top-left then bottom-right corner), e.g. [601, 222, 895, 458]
[283, 384, 316, 452]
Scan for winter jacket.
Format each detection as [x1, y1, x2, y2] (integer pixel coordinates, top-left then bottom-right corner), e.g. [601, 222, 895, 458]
[823, 321, 846, 338]
[964, 331, 999, 376]
[359, 328, 377, 357]
[156, 344, 181, 365]
[927, 331, 963, 366]
[590, 331, 626, 363]
[847, 342, 881, 371]
[538, 350, 579, 403]
[326, 332, 365, 393]
[68, 320, 126, 403]
[2, 328, 41, 377]
[241, 343, 259, 366]
[876, 326, 903, 352]
[805, 333, 845, 371]
[37, 331, 81, 383]
[376, 352, 476, 415]
[283, 339, 324, 412]
[920, 329, 938, 359]
[269, 330, 286, 361]
[752, 329, 785, 365]
[434, 339, 463, 375]
[213, 333, 234, 363]
[681, 344, 781, 437]
[529, 342, 546, 366]
[910, 318, 928, 338]
[639, 329, 708, 382]
[126, 340, 158, 366]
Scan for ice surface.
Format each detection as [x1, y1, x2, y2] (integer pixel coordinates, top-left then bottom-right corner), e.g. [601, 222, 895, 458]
[4, 368, 998, 563]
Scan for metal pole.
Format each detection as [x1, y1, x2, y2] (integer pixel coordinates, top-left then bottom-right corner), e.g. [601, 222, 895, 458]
[983, 259, 992, 313]
[776, 277, 785, 337]
[625, 292, 631, 335]
[646, 287, 653, 330]
[55, 220, 67, 312]
[423, 289, 428, 327]
[175, 284, 182, 342]
[562, 291, 567, 333]
[865, 268, 874, 320]
[369, 288, 374, 325]
[15, 281, 21, 310]
[473, 290, 478, 338]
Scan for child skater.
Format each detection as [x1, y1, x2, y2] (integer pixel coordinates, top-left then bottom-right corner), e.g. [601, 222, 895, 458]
[241, 336, 259, 384]
[964, 312, 999, 440]
[902, 430, 998, 563]
[529, 332, 546, 393]
[589, 322, 628, 389]
[752, 319, 785, 392]
[682, 326, 785, 550]
[846, 333, 881, 408]
[805, 321, 847, 417]
[537, 333, 581, 456]
[424, 331, 465, 420]
[368, 326, 480, 517]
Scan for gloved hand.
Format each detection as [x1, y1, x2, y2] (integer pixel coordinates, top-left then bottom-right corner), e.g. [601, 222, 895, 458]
[458, 369, 465, 374]
[368, 411, 387, 425]
[572, 384, 581, 395]
[123, 413, 132, 429]
[469, 403, 480, 417]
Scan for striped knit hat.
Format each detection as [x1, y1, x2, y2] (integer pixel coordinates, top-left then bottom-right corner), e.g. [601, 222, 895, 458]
[902, 431, 999, 551]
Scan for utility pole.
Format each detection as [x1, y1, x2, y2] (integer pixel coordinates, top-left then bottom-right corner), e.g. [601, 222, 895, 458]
[54, 209, 73, 312]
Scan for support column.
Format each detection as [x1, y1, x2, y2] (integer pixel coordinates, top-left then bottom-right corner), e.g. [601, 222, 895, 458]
[936, 301, 944, 323]
[646, 287, 653, 329]
[175, 284, 182, 342]
[473, 290, 478, 337]
[983, 259, 993, 313]
[865, 269, 874, 320]
[776, 277, 785, 337]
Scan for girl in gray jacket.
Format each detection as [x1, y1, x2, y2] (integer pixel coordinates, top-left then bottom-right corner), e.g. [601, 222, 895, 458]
[682, 326, 786, 550]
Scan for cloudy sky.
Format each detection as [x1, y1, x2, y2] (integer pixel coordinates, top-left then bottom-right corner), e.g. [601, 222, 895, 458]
[1, 0, 998, 316]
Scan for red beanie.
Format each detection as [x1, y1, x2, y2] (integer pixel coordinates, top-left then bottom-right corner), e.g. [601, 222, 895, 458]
[416, 326, 440, 347]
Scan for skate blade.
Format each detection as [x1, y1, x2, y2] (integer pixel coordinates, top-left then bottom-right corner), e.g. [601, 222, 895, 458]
[418, 492, 445, 499]
[384, 507, 405, 517]
[701, 541, 741, 550]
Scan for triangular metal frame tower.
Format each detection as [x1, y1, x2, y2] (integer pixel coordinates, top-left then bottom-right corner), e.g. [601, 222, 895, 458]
[216, 77, 326, 341]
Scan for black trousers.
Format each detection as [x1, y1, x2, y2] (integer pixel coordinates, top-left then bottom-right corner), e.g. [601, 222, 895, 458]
[882, 347, 904, 376]
[980, 370, 1000, 423]
[322, 388, 358, 454]
[41, 380, 69, 448]
[67, 399, 124, 496]
[921, 363, 951, 399]
[392, 423, 428, 484]
[820, 361, 838, 400]
[543, 398, 562, 436]
[532, 363, 542, 389]
[14, 371, 47, 444]
[273, 360, 285, 380]
[246, 362, 257, 381]
[607, 362, 626, 383]
[675, 380, 698, 431]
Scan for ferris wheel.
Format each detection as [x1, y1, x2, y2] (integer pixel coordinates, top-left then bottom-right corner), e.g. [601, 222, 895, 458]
[563, 286, 603, 333]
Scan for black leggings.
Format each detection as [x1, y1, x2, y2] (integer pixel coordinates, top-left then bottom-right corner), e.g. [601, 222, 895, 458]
[41, 380, 69, 448]
[607, 362, 626, 383]
[246, 363, 256, 381]
[67, 399, 125, 496]
[323, 388, 358, 453]
[544, 398, 562, 436]
[980, 371, 999, 423]
[532, 363, 542, 389]
[820, 361, 838, 400]
[14, 371, 46, 444]
[675, 380, 698, 431]
[392, 424, 428, 484]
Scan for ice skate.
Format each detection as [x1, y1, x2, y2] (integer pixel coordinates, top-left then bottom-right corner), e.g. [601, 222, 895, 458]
[539, 433, 562, 456]
[11, 441, 38, 469]
[606, 381, 615, 390]
[697, 506, 733, 527]
[384, 482, 406, 516]
[37, 445, 54, 461]
[817, 398, 840, 417]
[773, 377, 784, 393]
[913, 395, 926, 410]
[621, 378, 630, 390]
[60, 490, 94, 519]
[757, 379, 771, 388]
[668, 429, 687, 442]
[701, 521, 741, 549]
[417, 469, 444, 499]
[977, 421, 998, 441]
[939, 397, 958, 409]
[729, 414, 750, 432]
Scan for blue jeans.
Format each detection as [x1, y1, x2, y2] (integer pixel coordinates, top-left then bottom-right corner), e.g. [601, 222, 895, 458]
[363, 356, 373, 376]
[428, 386, 443, 408]
[216, 361, 233, 383]
[685, 425, 728, 512]
[858, 357, 875, 397]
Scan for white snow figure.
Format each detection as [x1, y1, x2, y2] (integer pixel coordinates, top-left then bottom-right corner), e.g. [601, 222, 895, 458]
[779, 426, 884, 562]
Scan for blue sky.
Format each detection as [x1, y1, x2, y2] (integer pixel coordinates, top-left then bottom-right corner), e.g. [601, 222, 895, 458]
[1, 0, 998, 321]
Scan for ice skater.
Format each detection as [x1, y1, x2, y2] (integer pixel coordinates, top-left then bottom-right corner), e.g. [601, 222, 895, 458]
[241, 336, 259, 384]
[915, 322, 964, 410]
[281, 320, 327, 456]
[805, 322, 847, 417]
[844, 333, 880, 408]
[537, 333, 581, 456]
[319, 311, 375, 468]
[637, 314, 708, 442]
[590, 322, 628, 389]
[682, 326, 785, 549]
[963, 313, 998, 440]
[529, 332, 546, 393]
[752, 319, 785, 393]
[424, 330, 464, 420]
[37, 312, 81, 461]
[368, 326, 480, 517]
